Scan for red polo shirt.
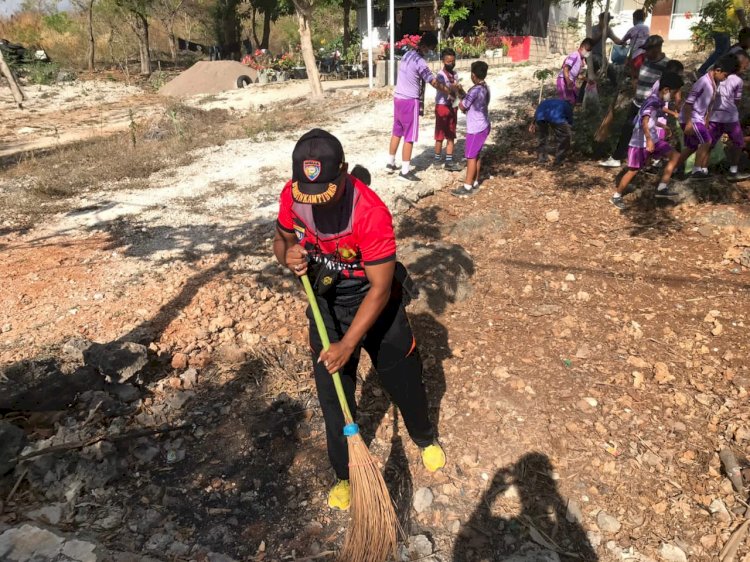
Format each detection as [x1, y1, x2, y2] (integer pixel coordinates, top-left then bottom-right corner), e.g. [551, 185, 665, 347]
[277, 175, 396, 302]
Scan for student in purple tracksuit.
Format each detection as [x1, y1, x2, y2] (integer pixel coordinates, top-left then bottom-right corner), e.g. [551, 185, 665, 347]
[679, 54, 738, 180]
[709, 50, 750, 181]
[387, 32, 456, 183]
[610, 72, 685, 209]
[557, 38, 593, 105]
[452, 61, 490, 198]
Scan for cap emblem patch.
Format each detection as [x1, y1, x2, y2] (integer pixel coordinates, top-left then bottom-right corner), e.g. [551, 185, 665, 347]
[303, 160, 322, 181]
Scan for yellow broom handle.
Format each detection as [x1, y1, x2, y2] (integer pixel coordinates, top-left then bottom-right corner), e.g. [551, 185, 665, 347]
[301, 274, 354, 423]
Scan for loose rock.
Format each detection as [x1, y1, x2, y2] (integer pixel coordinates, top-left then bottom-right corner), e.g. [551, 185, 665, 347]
[413, 487, 434, 514]
[659, 543, 687, 562]
[596, 511, 621, 534]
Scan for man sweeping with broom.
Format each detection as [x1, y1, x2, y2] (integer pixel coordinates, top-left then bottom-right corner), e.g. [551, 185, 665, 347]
[273, 129, 446, 518]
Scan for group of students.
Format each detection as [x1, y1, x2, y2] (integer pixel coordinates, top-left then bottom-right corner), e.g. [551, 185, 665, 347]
[386, 32, 492, 198]
[534, 12, 750, 210]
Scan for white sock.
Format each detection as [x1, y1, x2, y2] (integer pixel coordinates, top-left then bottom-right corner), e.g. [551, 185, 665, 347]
[473, 180, 479, 187]
[387, 154, 396, 166]
[612, 192, 622, 199]
[401, 161, 410, 174]
[464, 183, 473, 191]
[657, 182, 668, 191]
[731, 165, 738, 174]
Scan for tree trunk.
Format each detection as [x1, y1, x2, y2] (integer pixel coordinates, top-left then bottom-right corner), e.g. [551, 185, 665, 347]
[87, 0, 95, 71]
[296, 7, 323, 98]
[168, 27, 177, 61]
[585, 0, 592, 36]
[600, 0, 611, 76]
[0, 49, 26, 107]
[342, 0, 351, 56]
[261, 8, 271, 49]
[252, 7, 261, 49]
[130, 13, 151, 75]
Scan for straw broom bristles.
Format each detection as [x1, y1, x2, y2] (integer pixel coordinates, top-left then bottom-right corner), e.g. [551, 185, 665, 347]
[299, 275, 399, 562]
[337, 432, 399, 562]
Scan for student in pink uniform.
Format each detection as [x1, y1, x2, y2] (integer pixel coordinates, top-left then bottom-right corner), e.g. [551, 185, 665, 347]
[709, 50, 750, 181]
[610, 72, 685, 209]
[679, 54, 738, 180]
[557, 39, 593, 105]
[452, 61, 491, 198]
[387, 32, 456, 183]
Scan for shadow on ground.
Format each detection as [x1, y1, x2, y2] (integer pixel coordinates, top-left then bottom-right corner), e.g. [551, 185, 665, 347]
[453, 452, 597, 561]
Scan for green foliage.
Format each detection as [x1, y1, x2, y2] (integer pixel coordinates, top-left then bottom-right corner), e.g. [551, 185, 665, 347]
[439, 35, 486, 58]
[42, 12, 75, 34]
[439, 0, 469, 30]
[533, 68, 554, 82]
[21, 61, 60, 84]
[691, 0, 737, 52]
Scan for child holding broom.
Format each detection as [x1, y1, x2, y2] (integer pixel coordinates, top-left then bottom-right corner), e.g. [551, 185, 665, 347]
[273, 129, 445, 514]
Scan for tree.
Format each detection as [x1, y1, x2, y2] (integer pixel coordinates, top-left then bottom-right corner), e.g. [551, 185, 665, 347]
[439, 0, 469, 37]
[291, 0, 323, 98]
[214, 0, 242, 59]
[72, 0, 97, 71]
[245, 0, 291, 50]
[342, 0, 350, 56]
[155, 0, 186, 61]
[87, 0, 96, 70]
[113, 0, 154, 74]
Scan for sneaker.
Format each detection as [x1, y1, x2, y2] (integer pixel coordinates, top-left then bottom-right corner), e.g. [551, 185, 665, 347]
[451, 185, 476, 198]
[444, 161, 461, 172]
[610, 196, 626, 209]
[599, 157, 622, 168]
[421, 444, 446, 472]
[386, 163, 399, 173]
[398, 170, 420, 182]
[655, 186, 679, 198]
[728, 171, 750, 182]
[690, 170, 711, 180]
[327, 480, 350, 510]
[432, 158, 443, 167]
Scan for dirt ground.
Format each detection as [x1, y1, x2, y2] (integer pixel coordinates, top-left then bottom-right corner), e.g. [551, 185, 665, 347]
[1, 58, 750, 562]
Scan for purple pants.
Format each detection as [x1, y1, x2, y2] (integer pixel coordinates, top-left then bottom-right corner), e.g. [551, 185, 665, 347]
[465, 127, 490, 160]
[393, 97, 420, 143]
[681, 121, 713, 151]
[626, 140, 672, 170]
[709, 121, 744, 149]
[556, 76, 576, 105]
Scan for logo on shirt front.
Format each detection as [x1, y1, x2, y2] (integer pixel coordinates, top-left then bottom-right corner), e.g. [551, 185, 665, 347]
[338, 246, 357, 261]
[303, 160, 321, 181]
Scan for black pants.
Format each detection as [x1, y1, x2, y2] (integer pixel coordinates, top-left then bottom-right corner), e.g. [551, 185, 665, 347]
[613, 102, 639, 161]
[537, 121, 571, 163]
[308, 295, 434, 481]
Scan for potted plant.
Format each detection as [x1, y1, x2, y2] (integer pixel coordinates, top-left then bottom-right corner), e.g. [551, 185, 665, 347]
[275, 52, 296, 82]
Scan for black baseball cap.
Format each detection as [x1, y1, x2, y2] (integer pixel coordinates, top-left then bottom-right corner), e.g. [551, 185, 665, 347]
[291, 129, 347, 205]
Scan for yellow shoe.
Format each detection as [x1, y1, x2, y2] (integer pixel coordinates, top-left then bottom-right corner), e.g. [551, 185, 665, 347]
[327, 480, 351, 511]
[421, 443, 446, 472]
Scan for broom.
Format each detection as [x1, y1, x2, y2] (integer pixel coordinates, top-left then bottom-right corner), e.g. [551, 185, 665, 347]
[300, 274, 399, 562]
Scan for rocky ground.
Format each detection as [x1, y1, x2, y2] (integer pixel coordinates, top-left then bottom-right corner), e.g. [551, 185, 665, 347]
[1, 59, 750, 562]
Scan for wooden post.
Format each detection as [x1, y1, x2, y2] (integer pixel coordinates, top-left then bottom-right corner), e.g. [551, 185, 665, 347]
[0, 48, 26, 108]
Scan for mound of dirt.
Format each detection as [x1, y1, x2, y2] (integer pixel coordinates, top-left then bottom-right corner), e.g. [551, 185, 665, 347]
[159, 61, 258, 97]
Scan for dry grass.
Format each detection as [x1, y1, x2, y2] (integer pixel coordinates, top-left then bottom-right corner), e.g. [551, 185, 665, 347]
[0, 103, 322, 228]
